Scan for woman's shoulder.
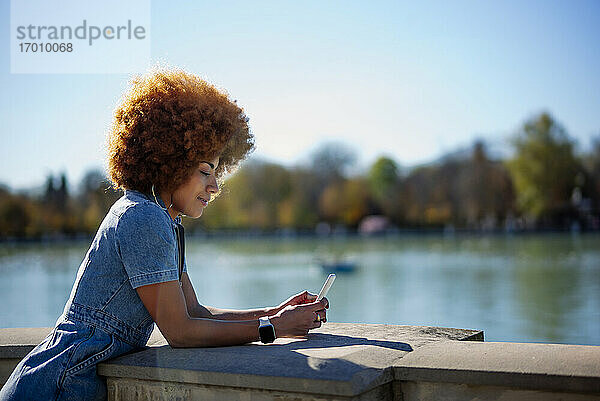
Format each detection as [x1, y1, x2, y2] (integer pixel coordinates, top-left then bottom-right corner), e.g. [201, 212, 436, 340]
[110, 190, 174, 232]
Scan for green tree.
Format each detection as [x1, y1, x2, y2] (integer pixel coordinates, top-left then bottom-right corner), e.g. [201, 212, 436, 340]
[367, 156, 405, 223]
[459, 141, 515, 227]
[318, 178, 369, 227]
[582, 136, 600, 212]
[506, 112, 581, 220]
[277, 168, 320, 229]
[0, 193, 32, 238]
[197, 161, 292, 230]
[368, 156, 399, 203]
[77, 170, 121, 233]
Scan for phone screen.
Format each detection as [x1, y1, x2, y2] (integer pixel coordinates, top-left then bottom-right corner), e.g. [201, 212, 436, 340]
[317, 273, 336, 301]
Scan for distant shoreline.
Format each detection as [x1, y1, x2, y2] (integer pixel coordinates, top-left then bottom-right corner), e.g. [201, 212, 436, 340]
[2, 227, 599, 245]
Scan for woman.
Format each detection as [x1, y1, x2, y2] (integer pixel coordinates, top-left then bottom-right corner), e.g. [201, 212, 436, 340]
[0, 67, 329, 401]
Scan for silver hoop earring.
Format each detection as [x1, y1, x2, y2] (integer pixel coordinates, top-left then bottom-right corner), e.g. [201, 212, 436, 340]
[151, 184, 174, 211]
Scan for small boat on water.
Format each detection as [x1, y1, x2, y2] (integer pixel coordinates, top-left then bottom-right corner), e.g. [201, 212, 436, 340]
[315, 254, 357, 273]
[320, 260, 357, 273]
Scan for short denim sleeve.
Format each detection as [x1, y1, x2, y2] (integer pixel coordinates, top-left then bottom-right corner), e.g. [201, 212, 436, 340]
[115, 203, 180, 288]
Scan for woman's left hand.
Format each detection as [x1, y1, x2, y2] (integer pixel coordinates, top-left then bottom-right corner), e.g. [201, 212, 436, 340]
[275, 290, 324, 313]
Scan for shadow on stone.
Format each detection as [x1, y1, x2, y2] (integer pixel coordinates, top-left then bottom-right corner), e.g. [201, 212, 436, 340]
[254, 332, 414, 353]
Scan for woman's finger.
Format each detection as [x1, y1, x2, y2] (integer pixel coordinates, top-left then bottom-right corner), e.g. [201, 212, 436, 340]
[295, 290, 315, 304]
[305, 292, 318, 302]
[310, 319, 322, 330]
[314, 298, 328, 311]
[310, 310, 326, 326]
[310, 311, 318, 323]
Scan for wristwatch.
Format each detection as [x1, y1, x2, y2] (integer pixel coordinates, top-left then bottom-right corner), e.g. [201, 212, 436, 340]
[258, 316, 276, 344]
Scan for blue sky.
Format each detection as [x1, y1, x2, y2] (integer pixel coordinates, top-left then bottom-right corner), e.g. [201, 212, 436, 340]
[1, 0, 599, 191]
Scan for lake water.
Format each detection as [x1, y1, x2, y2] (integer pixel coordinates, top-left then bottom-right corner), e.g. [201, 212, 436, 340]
[0, 233, 598, 345]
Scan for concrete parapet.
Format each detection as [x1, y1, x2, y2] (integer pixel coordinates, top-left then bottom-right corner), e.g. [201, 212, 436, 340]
[0, 326, 165, 386]
[1, 324, 598, 400]
[99, 323, 481, 400]
[395, 340, 600, 400]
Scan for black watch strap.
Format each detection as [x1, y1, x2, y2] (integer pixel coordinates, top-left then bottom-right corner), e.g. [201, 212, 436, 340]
[258, 317, 276, 344]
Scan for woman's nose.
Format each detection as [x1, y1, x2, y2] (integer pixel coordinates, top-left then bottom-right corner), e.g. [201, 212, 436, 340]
[207, 176, 219, 194]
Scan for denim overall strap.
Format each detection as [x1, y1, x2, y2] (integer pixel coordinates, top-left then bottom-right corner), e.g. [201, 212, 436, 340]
[175, 222, 185, 285]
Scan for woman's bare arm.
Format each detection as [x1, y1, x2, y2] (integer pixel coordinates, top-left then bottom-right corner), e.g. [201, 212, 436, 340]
[136, 279, 262, 347]
[136, 275, 327, 348]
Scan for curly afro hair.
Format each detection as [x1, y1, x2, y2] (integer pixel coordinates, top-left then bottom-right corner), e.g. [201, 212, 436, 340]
[107, 66, 254, 194]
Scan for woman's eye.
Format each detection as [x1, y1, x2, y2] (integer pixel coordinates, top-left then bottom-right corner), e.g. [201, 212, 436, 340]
[200, 170, 211, 176]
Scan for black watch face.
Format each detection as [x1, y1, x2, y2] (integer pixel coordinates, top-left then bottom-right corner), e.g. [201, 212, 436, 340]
[259, 325, 275, 343]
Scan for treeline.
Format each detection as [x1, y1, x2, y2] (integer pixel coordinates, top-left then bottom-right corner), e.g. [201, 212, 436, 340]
[0, 170, 121, 239]
[1, 112, 599, 239]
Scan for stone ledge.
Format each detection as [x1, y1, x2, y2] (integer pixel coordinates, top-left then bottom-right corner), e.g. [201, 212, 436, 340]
[394, 340, 600, 394]
[98, 323, 481, 398]
[0, 327, 53, 359]
[0, 325, 168, 359]
[3, 324, 599, 400]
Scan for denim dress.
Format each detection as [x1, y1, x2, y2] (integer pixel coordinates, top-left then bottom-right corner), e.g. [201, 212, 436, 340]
[0, 190, 186, 401]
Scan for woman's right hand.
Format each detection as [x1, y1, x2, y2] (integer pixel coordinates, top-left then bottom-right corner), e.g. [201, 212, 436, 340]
[269, 298, 329, 338]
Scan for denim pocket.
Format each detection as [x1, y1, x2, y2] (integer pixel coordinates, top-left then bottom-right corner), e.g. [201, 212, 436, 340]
[64, 328, 116, 377]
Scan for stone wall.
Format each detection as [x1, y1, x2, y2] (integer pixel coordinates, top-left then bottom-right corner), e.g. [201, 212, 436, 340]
[1, 324, 598, 400]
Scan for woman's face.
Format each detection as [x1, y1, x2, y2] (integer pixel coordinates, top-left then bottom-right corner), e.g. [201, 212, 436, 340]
[168, 157, 220, 219]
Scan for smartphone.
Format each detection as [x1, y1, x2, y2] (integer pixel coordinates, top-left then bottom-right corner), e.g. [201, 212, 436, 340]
[317, 273, 336, 301]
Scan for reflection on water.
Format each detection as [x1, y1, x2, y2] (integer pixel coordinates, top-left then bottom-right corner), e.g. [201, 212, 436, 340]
[0, 233, 598, 345]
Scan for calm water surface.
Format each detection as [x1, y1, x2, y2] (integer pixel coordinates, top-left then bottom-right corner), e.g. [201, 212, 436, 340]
[1, 233, 598, 345]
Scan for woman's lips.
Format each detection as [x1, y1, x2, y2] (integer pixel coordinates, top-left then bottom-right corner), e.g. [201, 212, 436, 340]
[197, 196, 208, 206]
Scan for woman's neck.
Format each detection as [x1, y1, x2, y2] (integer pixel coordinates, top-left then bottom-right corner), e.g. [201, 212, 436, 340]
[159, 190, 179, 221]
